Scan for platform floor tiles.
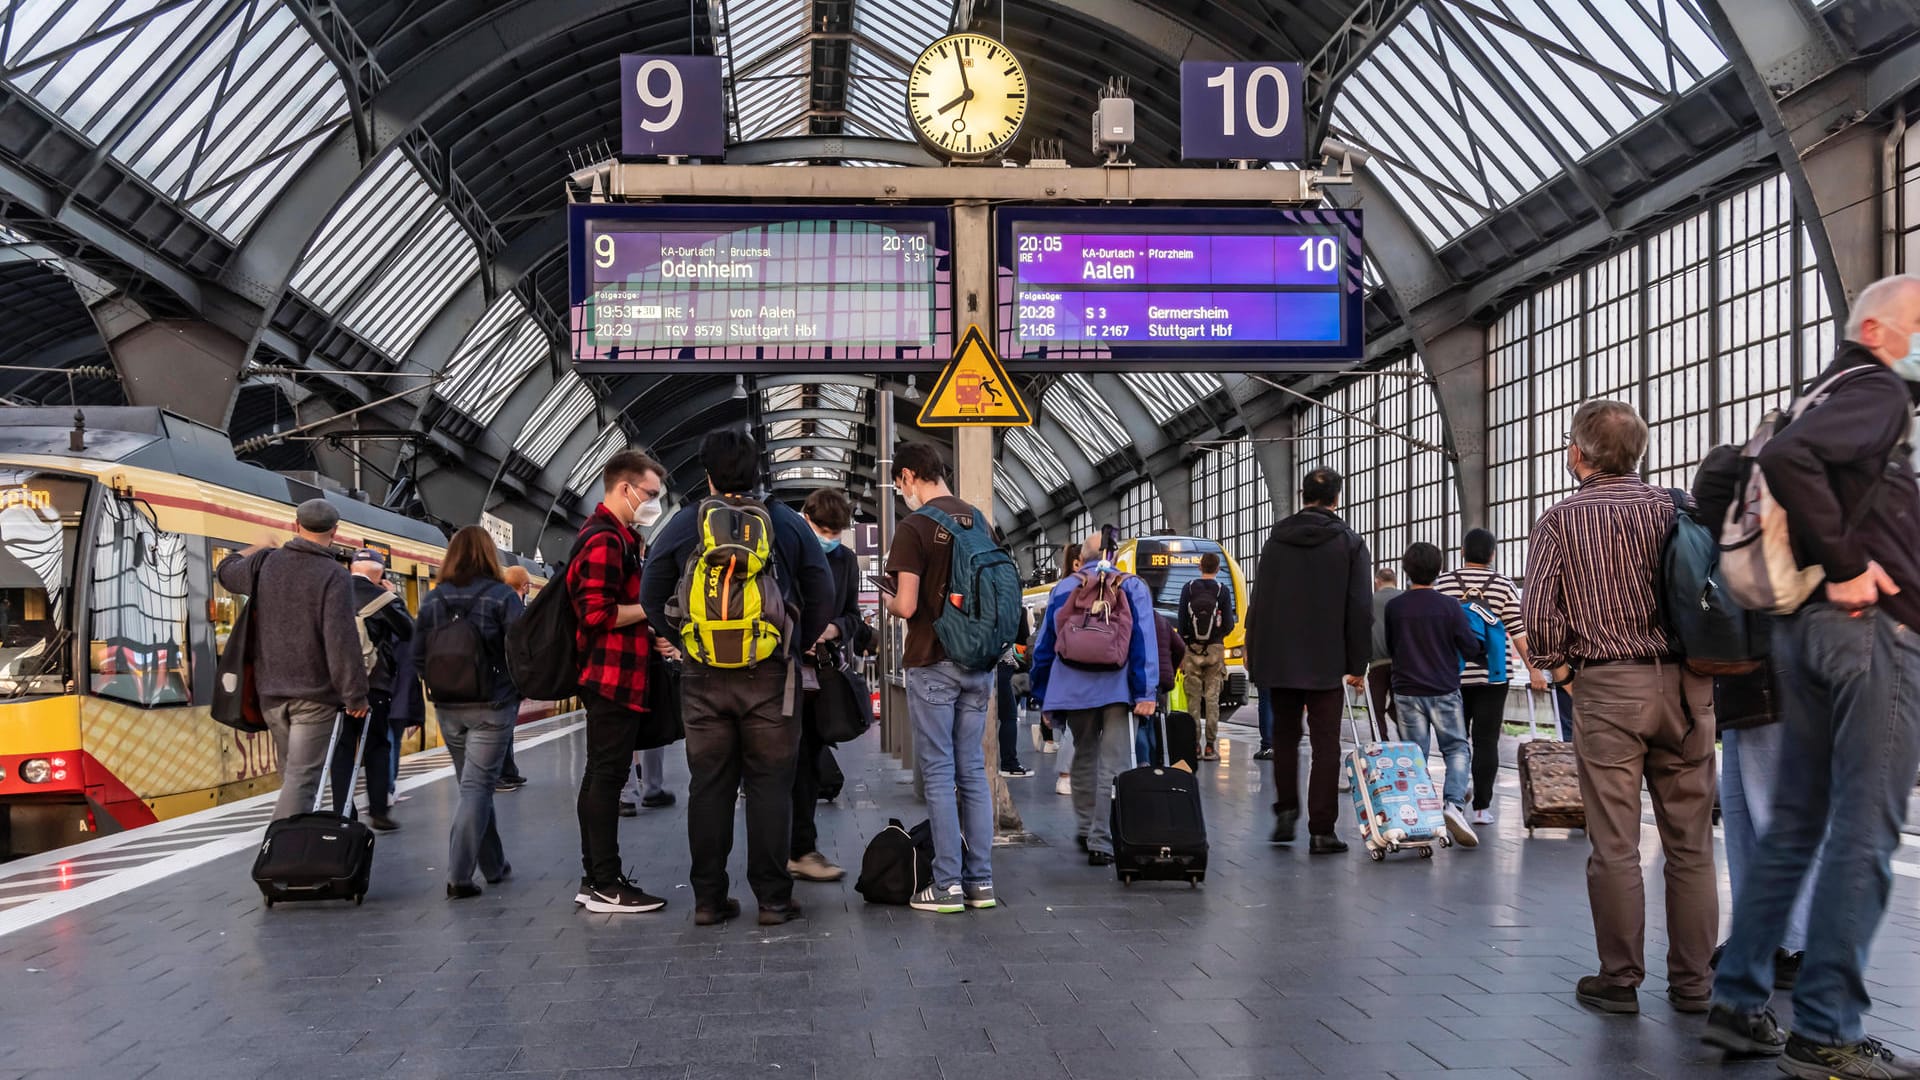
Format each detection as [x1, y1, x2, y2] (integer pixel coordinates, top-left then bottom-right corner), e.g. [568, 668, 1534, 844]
[3, 722, 1919, 1080]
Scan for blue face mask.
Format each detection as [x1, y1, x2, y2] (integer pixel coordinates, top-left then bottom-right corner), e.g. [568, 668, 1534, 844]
[818, 535, 841, 553]
[1895, 332, 1920, 382]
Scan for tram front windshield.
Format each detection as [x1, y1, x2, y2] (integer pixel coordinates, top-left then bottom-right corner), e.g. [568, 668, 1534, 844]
[1131, 539, 1238, 621]
[0, 471, 84, 696]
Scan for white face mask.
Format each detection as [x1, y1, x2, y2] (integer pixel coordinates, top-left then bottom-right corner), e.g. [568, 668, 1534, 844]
[1893, 331, 1920, 382]
[634, 497, 663, 528]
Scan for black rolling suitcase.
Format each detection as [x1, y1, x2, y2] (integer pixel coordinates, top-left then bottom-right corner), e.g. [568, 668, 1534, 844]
[253, 712, 376, 907]
[1110, 713, 1208, 887]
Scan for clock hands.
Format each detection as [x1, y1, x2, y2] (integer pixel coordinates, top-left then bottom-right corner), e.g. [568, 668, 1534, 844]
[936, 88, 974, 116]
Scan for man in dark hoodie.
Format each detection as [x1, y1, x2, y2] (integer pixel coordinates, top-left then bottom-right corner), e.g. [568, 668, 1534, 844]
[217, 499, 369, 823]
[1705, 274, 1920, 1079]
[1245, 467, 1372, 855]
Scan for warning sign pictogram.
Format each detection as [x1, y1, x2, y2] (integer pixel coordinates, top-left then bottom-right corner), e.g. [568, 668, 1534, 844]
[916, 325, 1032, 427]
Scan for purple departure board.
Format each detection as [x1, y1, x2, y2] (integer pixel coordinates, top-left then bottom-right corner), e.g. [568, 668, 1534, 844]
[572, 217, 939, 356]
[1006, 214, 1357, 354]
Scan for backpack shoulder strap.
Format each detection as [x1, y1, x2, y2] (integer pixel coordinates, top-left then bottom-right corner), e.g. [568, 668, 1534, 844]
[358, 590, 397, 618]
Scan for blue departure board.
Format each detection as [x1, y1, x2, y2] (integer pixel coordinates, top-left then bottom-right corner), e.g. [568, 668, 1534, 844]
[996, 206, 1364, 368]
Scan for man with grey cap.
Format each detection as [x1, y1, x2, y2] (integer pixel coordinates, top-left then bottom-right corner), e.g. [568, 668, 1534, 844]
[218, 498, 370, 821]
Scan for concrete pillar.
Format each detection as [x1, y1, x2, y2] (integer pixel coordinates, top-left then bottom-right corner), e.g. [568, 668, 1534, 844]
[1155, 458, 1194, 534]
[90, 296, 248, 431]
[1423, 322, 1489, 531]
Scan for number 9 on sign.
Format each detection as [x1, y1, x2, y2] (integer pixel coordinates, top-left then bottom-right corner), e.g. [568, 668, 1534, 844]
[619, 54, 723, 158]
[634, 59, 682, 132]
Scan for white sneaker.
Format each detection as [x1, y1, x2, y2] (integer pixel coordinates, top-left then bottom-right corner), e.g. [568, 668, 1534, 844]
[1030, 724, 1044, 751]
[1338, 771, 1352, 793]
[1054, 774, 1071, 796]
[1444, 804, 1479, 848]
[1043, 741, 1058, 754]
[1471, 809, 1496, 826]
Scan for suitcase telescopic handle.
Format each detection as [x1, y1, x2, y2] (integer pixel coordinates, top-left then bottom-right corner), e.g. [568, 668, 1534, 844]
[1343, 680, 1374, 750]
[312, 710, 367, 815]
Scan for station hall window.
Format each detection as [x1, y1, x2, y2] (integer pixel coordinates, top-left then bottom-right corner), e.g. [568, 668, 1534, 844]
[0, 472, 85, 697]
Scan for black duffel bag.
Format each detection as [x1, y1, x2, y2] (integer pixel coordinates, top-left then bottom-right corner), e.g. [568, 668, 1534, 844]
[855, 818, 935, 905]
[636, 652, 685, 751]
[810, 643, 871, 745]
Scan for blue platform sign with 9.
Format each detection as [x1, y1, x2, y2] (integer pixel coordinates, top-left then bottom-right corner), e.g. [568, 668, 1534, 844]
[1180, 61, 1306, 163]
[620, 55, 724, 158]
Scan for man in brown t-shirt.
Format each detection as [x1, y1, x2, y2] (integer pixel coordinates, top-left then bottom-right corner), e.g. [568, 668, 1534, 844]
[883, 441, 996, 914]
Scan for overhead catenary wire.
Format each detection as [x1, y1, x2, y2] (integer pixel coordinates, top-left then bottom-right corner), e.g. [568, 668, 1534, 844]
[1246, 373, 1453, 460]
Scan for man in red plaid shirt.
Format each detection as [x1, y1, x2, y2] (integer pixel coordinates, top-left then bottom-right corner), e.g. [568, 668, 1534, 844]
[568, 449, 672, 914]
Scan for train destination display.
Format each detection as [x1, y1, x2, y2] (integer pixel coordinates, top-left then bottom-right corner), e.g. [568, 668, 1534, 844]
[569, 207, 943, 362]
[1000, 208, 1363, 365]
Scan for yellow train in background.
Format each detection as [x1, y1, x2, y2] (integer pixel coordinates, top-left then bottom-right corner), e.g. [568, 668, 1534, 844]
[0, 407, 552, 859]
[1021, 534, 1250, 715]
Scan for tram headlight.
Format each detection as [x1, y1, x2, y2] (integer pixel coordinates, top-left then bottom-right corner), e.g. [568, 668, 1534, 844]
[1226, 647, 1244, 660]
[20, 758, 51, 784]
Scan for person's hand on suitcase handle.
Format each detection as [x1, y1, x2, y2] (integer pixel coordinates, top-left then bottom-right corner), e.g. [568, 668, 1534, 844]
[1133, 699, 1156, 716]
[1343, 674, 1366, 689]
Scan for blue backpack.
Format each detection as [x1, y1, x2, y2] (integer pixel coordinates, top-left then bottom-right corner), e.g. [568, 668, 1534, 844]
[1456, 583, 1509, 684]
[1660, 488, 1763, 674]
[915, 505, 1024, 672]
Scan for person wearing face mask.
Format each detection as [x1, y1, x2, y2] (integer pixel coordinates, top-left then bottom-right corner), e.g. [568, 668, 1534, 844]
[566, 450, 673, 915]
[788, 488, 862, 883]
[1523, 400, 1718, 1018]
[1704, 274, 1920, 1079]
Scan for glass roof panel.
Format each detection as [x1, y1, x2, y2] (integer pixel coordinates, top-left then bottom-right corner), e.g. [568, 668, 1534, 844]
[566, 426, 628, 495]
[4, 0, 351, 242]
[712, 0, 810, 142]
[338, 207, 479, 358]
[1041, 374, 1126, 462]
[1120, 372, 1220, 425]
[994, 462, 1030, 514]
[290, 148, 436, 310]
[1328, 0, 1725, 248]
[514, 373, 596, 466]
[845, 0, 949, 141]
[438, 293, 552, 425]
[1005, 425, 1070, 490]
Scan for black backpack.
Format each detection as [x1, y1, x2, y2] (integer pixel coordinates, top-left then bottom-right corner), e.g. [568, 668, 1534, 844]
[421, 596, 491, 704]
[1183, 578, 1233, 646]
[505, 521, 621, 700]
[854, 818, 935, 905]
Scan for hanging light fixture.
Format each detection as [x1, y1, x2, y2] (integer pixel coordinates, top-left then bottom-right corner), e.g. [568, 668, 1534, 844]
[731, 374, 748, 400]
[903, 374, 921, 401]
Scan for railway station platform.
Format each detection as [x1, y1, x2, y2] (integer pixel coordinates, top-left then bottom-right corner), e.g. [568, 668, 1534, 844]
[4, 718, 1920, 1080]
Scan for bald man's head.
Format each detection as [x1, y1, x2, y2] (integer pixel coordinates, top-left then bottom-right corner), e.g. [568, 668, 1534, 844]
[1846, 274, 1920, 366]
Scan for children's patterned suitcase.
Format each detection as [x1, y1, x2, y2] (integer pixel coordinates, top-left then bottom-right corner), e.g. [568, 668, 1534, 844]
[1345, 687, 1452, 862]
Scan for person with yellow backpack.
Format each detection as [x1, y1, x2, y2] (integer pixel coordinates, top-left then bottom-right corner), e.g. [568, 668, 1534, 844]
[639, 428, 834, 928]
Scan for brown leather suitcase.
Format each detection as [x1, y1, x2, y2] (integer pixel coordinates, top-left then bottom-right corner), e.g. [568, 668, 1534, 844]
[1519, 689, 1585, 835]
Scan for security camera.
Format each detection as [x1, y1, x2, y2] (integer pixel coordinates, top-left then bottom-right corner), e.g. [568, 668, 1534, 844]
[1318, 137, 1371, 170]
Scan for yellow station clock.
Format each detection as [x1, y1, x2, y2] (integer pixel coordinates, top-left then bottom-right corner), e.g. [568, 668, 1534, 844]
[906, 33, 1028, 160]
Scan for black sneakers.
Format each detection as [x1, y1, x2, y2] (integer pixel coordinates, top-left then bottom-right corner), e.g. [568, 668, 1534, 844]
[1700, 1004, 1786, 1056]
[1779, 1034, 1920, 1079]
[582, 877, 667, 914]
[1576, 975, 1639, 1014]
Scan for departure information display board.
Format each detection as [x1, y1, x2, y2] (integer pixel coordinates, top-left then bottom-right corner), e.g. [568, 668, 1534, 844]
[996, 206, 1364, 367]
[569, 205, 948, 367]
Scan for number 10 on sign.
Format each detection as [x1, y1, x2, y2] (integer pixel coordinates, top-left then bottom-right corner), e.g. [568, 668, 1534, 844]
[1180, 61, 1305, 163]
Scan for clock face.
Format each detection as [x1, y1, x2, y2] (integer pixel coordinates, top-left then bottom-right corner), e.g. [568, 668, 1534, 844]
[906, 34, 1028, 159]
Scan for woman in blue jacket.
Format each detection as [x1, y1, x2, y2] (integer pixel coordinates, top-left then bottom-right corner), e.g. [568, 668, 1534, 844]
[412, 525, 526, 898]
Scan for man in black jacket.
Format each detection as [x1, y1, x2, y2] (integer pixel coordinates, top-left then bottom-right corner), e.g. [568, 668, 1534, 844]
[1245, 467, 1372, 855]
[790, 488, 862, 883]
[331, 549, 413, 830]
[1705, 274, 1920, 1079]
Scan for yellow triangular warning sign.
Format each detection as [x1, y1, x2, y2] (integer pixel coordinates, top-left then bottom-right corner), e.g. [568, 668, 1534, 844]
[917, 325, 1031, 427]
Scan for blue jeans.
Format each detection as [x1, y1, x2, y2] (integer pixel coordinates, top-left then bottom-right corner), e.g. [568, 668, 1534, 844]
[1395, 690, 1471, 809]
[906, 662, 995, 889]
[1715, 606, 1920, 1043]
[1721, 724, 1817, 953]
[438, 703, 514, 886]
[1256, 691, 1273, 751]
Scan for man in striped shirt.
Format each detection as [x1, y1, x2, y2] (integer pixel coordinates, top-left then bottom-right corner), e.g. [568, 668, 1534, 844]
[1435, 529, 1546, 826]
[1523, 399, 1717, 1018]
